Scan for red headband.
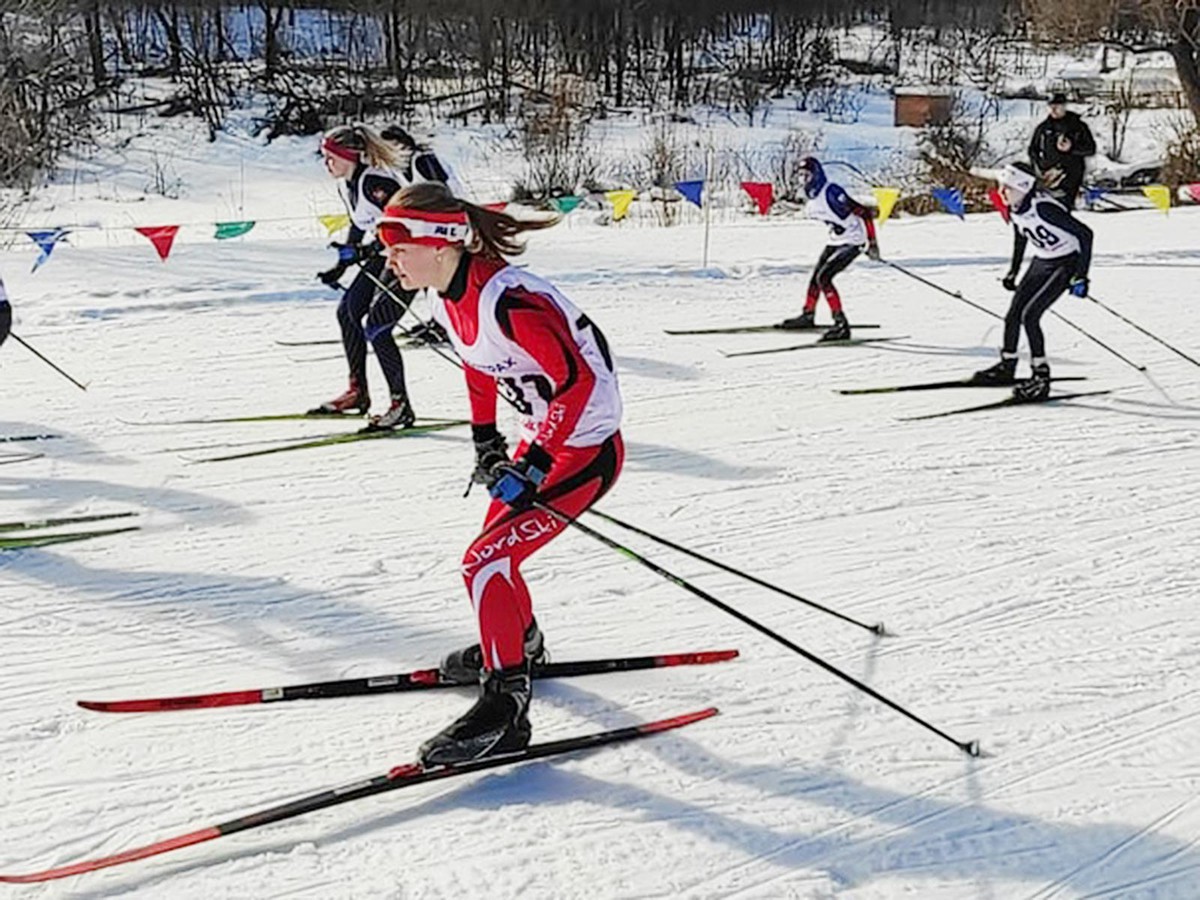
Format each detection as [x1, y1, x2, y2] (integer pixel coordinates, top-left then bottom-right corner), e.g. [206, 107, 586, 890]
[321, 136, 359, 163]
[378, 206, 471, 248]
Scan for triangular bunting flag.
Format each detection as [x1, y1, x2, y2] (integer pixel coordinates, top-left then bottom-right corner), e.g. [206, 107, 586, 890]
[214, 220, 255, 240]
[550, 195, 583, 214]
[871, 187, 900, 226]
[740, 181, 773, 215]
[26, 228, 70, 273]
[675, 180, 705, 208]
[319, 213, 350, 235]
[605, 190, 636, 221]
[1186, 183, 1200, 204]
[135, 225, 180, 262]
[1142, 184, 1170, 213]
[986, 187, 1010, 224]
[932, 187, 966, 219]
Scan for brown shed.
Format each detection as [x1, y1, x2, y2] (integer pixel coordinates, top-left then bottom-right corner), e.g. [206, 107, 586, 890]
[894, 88, 954, 127]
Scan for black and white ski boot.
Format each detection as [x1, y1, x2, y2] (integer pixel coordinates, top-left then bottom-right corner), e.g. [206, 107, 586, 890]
[362, 394, 416, 432]
[419, 665, 532, 767]
[1013, 361, 1051, 402]
[439, 618, 546, 686]
[779, 310, 816, 331]
[971, 355, 1018, 386]
[818, 311, 851, 342]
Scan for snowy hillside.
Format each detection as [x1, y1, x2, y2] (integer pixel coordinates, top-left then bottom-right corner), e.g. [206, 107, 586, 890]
[3, 127, 1200, 900]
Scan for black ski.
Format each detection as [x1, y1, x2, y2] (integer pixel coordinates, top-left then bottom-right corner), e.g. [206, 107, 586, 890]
[0, 511, 137, 532]
[78, 649, 739, 713]
[899, 390, 1113, 421]
[666, 323, 880, 336]
[187, 419, 468, 463]
[0, 452, 43, 466]
[0, 433, 61, 443]
[723, 336, 908, 358]
[0, 526, 140, 551]
[838, 376, 1088, 395]
[0, 707, 718, 883]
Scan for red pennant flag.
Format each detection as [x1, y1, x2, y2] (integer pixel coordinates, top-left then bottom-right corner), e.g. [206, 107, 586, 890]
[1187, 183, 1200, 204]
[987, 188, 1010, 224]
[135, 226, 180, 262]
[740, 182, 773, 215]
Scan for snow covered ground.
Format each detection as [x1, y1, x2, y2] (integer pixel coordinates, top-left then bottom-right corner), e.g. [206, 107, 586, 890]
[3, 138, 1200, 898]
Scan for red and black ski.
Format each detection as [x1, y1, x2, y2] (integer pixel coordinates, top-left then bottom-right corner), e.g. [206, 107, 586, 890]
[78, 650, 739, 713]
[0, 707, 719, 884]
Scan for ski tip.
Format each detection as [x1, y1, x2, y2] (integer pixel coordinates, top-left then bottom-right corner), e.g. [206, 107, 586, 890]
[642, 707, 720, 734]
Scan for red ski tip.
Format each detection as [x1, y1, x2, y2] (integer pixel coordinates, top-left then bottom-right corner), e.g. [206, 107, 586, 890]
[78, 689, 263, 714]
[641, 707, 719, 733]
[653, 649, 739, 666]
[0, 827, 220, 883]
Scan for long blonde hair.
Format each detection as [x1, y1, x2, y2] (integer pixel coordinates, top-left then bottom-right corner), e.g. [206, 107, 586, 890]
[324, 123, 403, 170]
[389, 182, 559, 259]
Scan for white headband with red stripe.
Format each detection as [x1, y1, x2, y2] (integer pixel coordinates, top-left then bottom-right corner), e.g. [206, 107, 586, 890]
[378, 207, 472, 247]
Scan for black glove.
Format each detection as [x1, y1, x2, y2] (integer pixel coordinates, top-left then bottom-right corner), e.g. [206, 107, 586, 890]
[488, 446, 552, 511]
[317, 262, 349, 288]
[1001, 272, 1018, 292]
[471, 425, 510, 485]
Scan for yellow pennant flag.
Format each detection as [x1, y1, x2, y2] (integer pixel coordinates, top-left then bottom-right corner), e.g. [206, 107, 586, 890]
[605, 190, 636, 221]
[1142, 184, 1171, 214]
[319, 213, 351, 235]
[872, 187, 901, 226]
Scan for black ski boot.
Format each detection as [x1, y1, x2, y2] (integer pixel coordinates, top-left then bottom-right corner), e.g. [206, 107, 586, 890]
[971, 355, 1018, 386]
[439, 618, 546, 686]
[1013, 362, 1051, 402]
[419, 665, 532, 767]
[779, 310, 816, 331]
[818, 311, 851, 342]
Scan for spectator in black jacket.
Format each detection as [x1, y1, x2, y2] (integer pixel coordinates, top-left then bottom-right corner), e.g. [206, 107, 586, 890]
[1028, 93, 1096, 209]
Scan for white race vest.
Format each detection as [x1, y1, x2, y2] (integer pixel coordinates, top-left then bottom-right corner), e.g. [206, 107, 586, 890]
[432, 266, 622, 449]
[806, 183, 867, 246]
[1011, 195, 1082, 260]
[339, 164, 406, 236]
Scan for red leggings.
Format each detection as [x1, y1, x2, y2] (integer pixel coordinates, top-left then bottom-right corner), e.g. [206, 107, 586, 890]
[462, 433, 624, 671]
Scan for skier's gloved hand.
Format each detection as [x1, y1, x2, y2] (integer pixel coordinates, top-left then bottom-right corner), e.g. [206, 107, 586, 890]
[317, 263, 349, 288]
[329, 241, 374, 266]
[471, 424, 510, 485]
[487, 445, 551, 511]
[866, 241, 881, 261]
[1069, 275, 1089, 298]
[1001, 272, 1018, 292]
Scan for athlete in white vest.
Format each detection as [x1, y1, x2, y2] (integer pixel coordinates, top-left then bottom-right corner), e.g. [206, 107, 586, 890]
[780, 157, 880, 341]
[311, 124, 418, 429]
[377, 183, 624, 767]
[973, 161, 1094, 401]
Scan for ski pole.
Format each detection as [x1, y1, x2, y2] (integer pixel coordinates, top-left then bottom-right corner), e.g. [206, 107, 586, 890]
[880, 259, 1003, 321]
[1085, 294, 1200, 368]
[353, 263, 465, 373]
[535, 500, 979, 756]
[11, 333, 88, 391]
[1045, 308, 1147, 373]
[586, 508, 886, 636]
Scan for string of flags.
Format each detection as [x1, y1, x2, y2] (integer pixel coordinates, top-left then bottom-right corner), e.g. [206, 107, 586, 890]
[13, 178, 1199, 271]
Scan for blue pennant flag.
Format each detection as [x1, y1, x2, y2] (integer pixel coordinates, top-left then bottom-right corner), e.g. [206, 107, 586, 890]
[931, 188, 965, 219]
[675, 180, 705, 208]
[27, 228, 70, 272]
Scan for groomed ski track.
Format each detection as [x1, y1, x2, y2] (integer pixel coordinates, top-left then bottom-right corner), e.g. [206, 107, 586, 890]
[1, 207, 1199, 898]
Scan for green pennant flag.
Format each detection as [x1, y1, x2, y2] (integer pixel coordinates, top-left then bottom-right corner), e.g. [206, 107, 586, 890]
[214, 220, 256, 240]
[550, 195, 583, 214]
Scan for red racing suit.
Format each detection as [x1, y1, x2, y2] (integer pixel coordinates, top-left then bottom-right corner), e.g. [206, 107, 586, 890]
[430, 253, 624, 671]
